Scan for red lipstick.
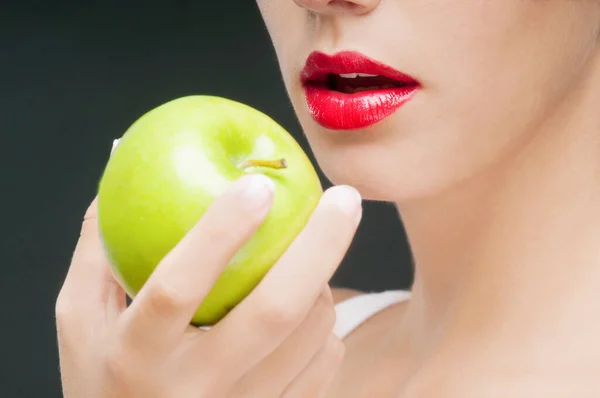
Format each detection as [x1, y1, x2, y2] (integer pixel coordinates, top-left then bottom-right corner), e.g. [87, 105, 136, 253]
[301, 51, 420, 130]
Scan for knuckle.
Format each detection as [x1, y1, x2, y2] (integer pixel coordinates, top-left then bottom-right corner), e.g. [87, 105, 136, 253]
[145, 280, 191, 317]
[54, 296, 73, 327]
[54, 296, 67, 318]
[254, 297, 303, 330]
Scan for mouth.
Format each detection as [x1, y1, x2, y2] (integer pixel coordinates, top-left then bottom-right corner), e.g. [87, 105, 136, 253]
[300, 51, 420, 131]
[324, 73, 412, 94]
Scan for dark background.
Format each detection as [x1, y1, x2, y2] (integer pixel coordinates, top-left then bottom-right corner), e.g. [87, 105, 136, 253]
[1, 2, 413, 396]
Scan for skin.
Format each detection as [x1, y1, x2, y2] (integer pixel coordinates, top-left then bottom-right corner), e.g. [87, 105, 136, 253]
[56, 0, 600, 397]
[57, 176, 361, 398]
[256, 0, 600, 396]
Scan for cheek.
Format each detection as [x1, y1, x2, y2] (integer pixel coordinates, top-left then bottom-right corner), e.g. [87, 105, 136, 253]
[257, 1, 308, 86]
[416, 1, 599, 122]
[404, 2, 600, 171]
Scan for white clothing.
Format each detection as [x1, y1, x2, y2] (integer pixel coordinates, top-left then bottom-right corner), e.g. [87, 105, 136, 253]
[333, 290, 411, 339]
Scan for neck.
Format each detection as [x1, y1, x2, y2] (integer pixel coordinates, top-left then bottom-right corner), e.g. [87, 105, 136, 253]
[396, 56, 600, 365]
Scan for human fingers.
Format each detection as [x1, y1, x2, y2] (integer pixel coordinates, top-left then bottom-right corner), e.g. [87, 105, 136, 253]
[281, 333, 345, 398]
[230, 287, 336, 397]
[199, 185, 361, 381]
[120, 173, 275, 348]
[56, 141, 127, 330]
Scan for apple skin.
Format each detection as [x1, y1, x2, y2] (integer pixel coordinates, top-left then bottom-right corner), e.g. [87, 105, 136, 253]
[97, 95, 323, 326]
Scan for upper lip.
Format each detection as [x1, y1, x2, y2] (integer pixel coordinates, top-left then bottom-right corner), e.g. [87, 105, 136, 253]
[301, 50, 419, 86]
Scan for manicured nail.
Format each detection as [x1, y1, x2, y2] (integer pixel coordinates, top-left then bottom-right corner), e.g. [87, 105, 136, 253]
[325, 185, 362, 222]
[237, 174, 275, 211]
[111, 139, 120, 155]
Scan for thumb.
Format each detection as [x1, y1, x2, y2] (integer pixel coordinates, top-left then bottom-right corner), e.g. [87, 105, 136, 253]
[57, 140, 126, 323]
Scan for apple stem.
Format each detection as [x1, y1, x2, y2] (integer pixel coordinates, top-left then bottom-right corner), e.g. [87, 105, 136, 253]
[238, 158, 288, 170]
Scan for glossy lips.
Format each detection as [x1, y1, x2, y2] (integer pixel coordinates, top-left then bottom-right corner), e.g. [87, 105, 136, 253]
[301, 51, 420, 130]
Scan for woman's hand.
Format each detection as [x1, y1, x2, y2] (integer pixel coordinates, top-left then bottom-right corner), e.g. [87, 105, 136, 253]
[55, 164, 362, 397]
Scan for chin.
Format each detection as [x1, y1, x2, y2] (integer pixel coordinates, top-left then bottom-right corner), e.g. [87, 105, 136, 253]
[307, 136, 463, 204]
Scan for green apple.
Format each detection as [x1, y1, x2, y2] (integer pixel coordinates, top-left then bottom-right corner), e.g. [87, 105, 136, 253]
[97, 95, 322, 326]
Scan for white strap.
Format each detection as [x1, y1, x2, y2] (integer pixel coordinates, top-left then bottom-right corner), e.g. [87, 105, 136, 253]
[333, 290, 411, 339]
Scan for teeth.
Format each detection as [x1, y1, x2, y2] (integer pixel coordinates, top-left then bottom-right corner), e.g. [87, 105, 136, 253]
[338, 73, 380, 79]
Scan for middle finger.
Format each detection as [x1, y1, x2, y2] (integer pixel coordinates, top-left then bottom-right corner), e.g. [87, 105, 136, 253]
[199, 185, 361, 381]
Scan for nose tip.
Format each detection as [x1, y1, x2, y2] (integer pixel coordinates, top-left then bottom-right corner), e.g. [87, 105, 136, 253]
[293, 0, 380, 15]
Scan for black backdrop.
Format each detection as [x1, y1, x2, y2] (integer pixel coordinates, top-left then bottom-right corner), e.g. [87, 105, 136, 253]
[1, 2, 413, 396]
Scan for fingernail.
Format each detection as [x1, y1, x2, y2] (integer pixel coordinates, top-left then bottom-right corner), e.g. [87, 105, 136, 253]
[237, 174, 275, 211]
[110, 139, 120, 155]
[326, 185, 362, 222]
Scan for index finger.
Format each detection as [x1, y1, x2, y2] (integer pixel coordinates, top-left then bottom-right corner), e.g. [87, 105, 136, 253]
[119, 174, 276, 347]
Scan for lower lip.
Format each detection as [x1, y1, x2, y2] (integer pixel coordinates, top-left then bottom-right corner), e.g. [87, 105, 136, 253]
[303, 85, 419, 130]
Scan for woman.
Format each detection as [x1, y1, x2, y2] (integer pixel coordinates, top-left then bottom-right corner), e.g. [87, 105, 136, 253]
[55, 0, 600, 396]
